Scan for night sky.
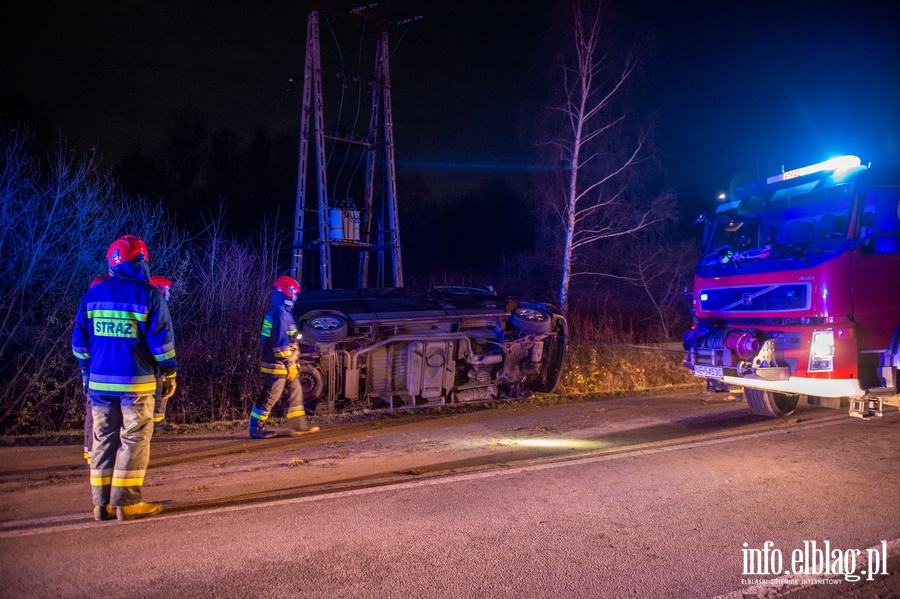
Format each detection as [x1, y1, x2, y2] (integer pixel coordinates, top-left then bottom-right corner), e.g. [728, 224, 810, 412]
[2, 0, 898, 219]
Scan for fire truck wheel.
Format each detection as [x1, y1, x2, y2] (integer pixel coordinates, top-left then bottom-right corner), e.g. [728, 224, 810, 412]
[743, 387, 799, 418]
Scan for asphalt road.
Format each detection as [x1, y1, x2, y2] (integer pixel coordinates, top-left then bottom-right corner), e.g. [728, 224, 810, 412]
[1, 388, 898, 598]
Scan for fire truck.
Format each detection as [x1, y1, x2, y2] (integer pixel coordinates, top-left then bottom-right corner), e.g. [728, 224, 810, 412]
[682, 155, 900, 418]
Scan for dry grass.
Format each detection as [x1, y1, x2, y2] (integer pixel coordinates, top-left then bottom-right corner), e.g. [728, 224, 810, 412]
[555, 308, 696, 395]
[557, 343, 695, 394]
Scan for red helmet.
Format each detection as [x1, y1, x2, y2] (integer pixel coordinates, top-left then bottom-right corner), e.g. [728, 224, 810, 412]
[89, 275, 111, 288]
[150, 275, 173, 301]
[274, 275, 301, 299]
[106, 235, 150, 267]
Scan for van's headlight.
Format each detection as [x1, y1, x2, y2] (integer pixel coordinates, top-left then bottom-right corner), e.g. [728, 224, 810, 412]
[809, 330, 834, 372]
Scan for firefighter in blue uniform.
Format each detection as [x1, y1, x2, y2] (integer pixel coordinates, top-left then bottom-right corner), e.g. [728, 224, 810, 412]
[249, 275, 320, 439]
[150, 275, 174, 429]
[72, 235, 177, 521]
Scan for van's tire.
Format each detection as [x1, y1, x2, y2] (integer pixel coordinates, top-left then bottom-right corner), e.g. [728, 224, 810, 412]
[744, 387, 799, 417]
[302, 315, 348, 343]
[527, 334, 568, 393]
[510, 306, 552, 334]
[298, 365, 325, 401]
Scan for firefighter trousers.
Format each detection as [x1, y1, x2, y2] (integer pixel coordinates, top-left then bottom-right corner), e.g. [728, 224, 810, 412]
[251, 374, 307, 424]
[83, 396, 93, 464]
[89, 393, 154, 507]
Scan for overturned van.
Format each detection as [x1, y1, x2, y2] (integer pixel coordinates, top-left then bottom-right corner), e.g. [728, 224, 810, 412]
[292, 286, 568, 413]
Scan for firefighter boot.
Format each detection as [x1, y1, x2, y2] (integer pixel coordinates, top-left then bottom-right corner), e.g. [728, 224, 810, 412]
[285, 415, 320, 436]
[93, 505, 116, 521]
[249, 417, 276, 439]
[116, 501, 162, 522]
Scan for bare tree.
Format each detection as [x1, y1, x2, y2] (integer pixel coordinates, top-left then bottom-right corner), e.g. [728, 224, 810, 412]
[625, 237, 697, 340]
[172, 213, 283, 422]
[545, 0, 673, 312]
[0, 125, 189, 431]
[0, 123, 304, 433]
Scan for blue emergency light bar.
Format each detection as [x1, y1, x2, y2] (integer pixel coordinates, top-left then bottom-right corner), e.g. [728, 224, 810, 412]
[734, 154, 864, 200]
[766, 155, 861, 184]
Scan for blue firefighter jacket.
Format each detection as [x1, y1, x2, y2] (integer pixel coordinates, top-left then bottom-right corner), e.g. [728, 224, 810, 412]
[72, 260, 177, 394]
[260, 290, 298, 377]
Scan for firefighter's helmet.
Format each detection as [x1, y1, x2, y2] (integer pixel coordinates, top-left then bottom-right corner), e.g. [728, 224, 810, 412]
[274, 275, 301, 301]
[106, 235, 150, 267]
[150, 275, 173, 301]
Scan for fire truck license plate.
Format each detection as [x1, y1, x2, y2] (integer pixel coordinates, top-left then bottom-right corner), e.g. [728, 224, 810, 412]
[693, 365, 724, 379]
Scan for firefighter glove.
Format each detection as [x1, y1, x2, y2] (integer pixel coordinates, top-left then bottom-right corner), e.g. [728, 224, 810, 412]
[161, 376, 177, 400]
[286, 364, 299, 381]
[82, 374, 89, 395]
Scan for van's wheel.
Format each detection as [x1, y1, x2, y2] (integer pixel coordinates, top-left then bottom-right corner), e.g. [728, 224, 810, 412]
[527, 334, 567, 393]
[298, 365, 325, 401]
[302, 315, 348, 343]
[510, 306, 552, 334]
[744, 387, 799, 417]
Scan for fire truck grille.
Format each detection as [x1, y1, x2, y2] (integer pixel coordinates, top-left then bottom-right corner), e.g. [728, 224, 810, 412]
[699, 283, 810, 313]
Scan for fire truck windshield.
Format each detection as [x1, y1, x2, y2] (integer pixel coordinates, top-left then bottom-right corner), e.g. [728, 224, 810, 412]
[699, 183, 852, 268]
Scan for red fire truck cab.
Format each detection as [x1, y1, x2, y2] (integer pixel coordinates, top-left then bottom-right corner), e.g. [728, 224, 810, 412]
[683, 155, 900, 418]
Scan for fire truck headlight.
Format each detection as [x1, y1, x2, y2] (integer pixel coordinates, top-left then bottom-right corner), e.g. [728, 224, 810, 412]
[809, 329, 835, 372]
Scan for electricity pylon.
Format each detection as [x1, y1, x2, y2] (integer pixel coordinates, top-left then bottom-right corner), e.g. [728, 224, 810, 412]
[291, 9, 404, 289]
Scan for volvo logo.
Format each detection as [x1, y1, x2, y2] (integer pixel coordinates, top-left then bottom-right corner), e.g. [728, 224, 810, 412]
[742, 293, 753, 305]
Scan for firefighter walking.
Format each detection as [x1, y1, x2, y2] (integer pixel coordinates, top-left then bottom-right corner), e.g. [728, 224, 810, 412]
[249, 275, 319, 439]
[72, 235, 177, 521]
